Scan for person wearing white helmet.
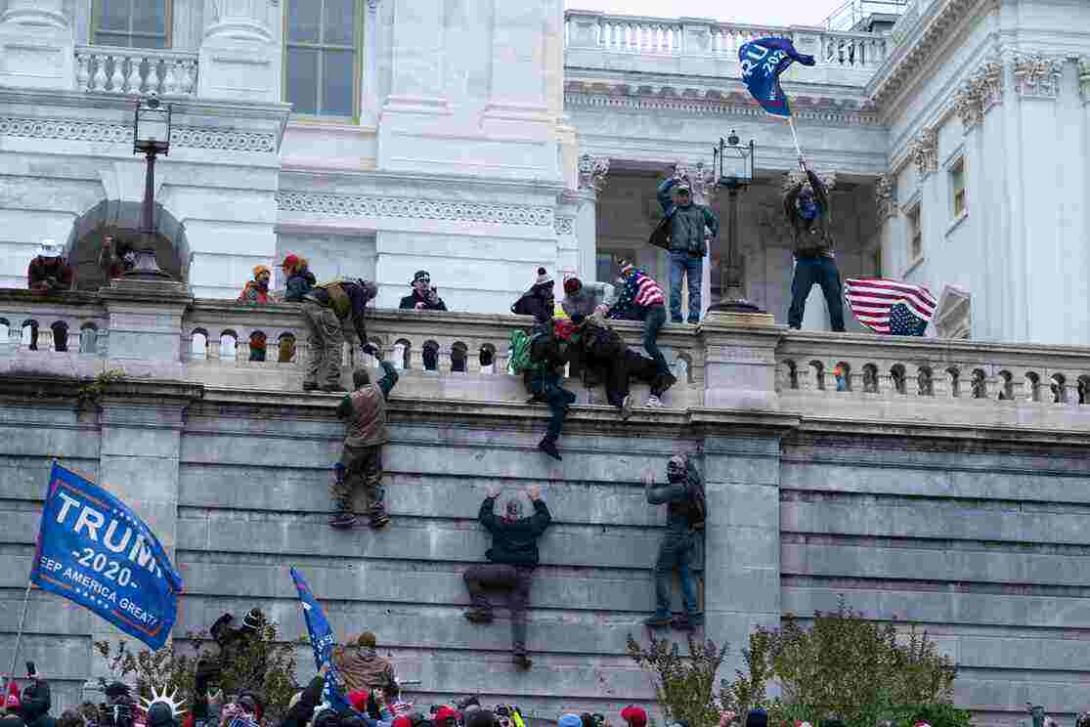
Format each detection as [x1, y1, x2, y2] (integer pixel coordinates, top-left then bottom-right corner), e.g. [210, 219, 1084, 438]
[27, 239, 73, 293]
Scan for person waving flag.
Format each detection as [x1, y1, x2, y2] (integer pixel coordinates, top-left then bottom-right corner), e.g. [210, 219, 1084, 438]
[738, 37, 815, 118]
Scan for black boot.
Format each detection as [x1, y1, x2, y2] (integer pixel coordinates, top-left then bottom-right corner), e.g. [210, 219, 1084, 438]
[513, 653, 533, 670]
[537, 437, 562, 461]
[463, 607, 494, 624]
[329, 496, 356, 529]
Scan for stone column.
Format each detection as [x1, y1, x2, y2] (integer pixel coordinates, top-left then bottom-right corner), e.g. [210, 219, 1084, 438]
[100, 277, 193, 380]
[360, 0, 382, 127]
[576, 154, 609, 282]
[197, 0, 279, 101]
[698, 315, 792, 672]
[0, 0, 75, 90]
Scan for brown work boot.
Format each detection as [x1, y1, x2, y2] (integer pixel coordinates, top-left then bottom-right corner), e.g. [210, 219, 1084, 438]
[329, 512, 358, 529]
[369, 512, 390, 529]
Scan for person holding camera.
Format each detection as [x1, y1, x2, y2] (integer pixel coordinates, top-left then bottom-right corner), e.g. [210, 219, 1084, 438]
[399, 271, 447, 311]
[11, 665, 55, 727]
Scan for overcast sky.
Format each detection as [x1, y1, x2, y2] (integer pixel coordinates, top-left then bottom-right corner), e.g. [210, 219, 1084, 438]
[565, 0, 846, 28]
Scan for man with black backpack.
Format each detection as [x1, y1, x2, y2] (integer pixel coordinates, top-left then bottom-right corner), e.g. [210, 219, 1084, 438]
[510, 319, 576, 461]
[643, 454, 704, 630]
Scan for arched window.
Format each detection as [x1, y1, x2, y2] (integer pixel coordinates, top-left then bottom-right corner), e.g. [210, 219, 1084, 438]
[0, 318, 9, 345]
[393, 339, 412, 370]
[190, 328, 208, 360]
[478, 344, 495, 374]
[79, 323, 99, 354]
[783, 359, 799, 390]
[916, 366, 933, 397]
[219, 331, 238, 361]
[890, 364, 906, 395]
[21, 320, 38, 350]
[946, 367, 961, 398]
[278, 333, 297, 364]
[1051, 374, 1067, 404]
[809, 360, 825, 391]
[1024, 372, 1041, 402]
[970, 369, 987, 399]
[833, 361, 851, 392]
[422, 340, 440, 372]
[862, 364, 879, 394]
[997, 371, 1014, 401]
[249, 331, 268, 362]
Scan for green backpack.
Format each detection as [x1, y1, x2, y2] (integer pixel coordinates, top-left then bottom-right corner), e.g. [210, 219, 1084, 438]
[508, 329, 534, 375]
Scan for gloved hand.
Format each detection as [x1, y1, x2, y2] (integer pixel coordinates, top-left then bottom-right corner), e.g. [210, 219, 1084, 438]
[361, 342, 379, 358]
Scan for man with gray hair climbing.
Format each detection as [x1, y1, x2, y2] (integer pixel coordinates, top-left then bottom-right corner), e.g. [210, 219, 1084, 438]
[463, 485, 552, 670]
[643, 454, 705, 631]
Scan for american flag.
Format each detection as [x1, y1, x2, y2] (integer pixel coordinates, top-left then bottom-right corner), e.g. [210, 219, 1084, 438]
[844, 278, 936, 335]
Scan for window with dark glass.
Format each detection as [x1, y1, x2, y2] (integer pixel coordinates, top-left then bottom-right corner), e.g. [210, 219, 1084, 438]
[92, 0, 170, 49]
[285, 0, 360, 118]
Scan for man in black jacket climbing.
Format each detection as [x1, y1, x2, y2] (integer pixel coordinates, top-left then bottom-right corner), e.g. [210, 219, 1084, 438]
[644, 454, 703, 631]
[463, 485, 552, 670]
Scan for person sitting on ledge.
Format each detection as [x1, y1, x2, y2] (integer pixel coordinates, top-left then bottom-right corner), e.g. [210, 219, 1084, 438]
[280, 254, 316, 302]
[399, 270, 447, 311]
[570, 314, 676, 412]
[605, 261, 670, 382]
[463, 485, 552, 671]
[302, 278, 378, 392]
[511, 267, 555, 324]
[27, 239, 73, 293]
[332, 361, 399, 529]
[238, 265, 271, 304]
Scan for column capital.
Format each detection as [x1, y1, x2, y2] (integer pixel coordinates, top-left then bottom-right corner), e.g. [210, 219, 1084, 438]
[578, 154, 610, 192]
[954, 79, 983, 130]
[876, 174, 897, 221]
[1012, 54, 1064, 99]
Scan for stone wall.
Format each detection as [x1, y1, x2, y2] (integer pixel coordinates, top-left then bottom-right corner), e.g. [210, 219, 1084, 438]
[4, 291, 1090, 724]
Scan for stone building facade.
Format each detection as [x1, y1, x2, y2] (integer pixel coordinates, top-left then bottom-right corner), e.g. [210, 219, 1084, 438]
[3, 0, 1090, 725]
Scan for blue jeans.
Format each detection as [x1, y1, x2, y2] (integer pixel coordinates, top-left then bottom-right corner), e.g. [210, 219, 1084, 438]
[642, 304, 669, 376]
[653, 530, 699, 618]
[669, 251, 703, 323]
[788, 255, 845, 331]
[529, 374, 575, 441]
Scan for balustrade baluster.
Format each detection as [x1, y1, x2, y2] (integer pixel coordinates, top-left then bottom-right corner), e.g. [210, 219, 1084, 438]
[180, 60, 196, 94]
[163, 60, 179, 95]
[91, 55, 107, 92]
[147, 60, 162, 95]
[108, 55, 124, 93]
[124, 55, 141, 94]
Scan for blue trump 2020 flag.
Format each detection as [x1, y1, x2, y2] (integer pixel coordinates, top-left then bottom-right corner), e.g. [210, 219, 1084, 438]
[31, 462, 183, 650]
[739, 37, 815, 117]
[290, 567, 350, 712]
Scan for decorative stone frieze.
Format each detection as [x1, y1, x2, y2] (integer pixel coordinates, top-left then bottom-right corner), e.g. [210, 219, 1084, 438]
[276, 192, 556, 227]
[875, 174, 897, 221]
[0, 115, 278, 153]
[909, 129, 938, 178]
[577, 154, 610, 192]
[1012, 55, 1064, 99]
[555, 216, 575, 236]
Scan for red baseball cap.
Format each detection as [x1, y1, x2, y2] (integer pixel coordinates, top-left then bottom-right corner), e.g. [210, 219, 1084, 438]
[347, 690, 368, 714]
[434, 706, 459, 725]
[620, 706, 647, 727]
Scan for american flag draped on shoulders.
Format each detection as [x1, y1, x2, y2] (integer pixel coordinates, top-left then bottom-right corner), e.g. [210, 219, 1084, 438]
[843, 278, 937, 336]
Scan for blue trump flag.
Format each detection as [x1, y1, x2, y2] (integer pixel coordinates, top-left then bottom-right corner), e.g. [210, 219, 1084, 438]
[290, 567, 350, 712]
[30, 462, 183, 650]
[738, 37, 815, 117]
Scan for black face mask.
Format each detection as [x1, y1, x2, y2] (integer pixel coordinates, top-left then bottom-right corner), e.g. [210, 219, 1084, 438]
[667, 467, 685, 482]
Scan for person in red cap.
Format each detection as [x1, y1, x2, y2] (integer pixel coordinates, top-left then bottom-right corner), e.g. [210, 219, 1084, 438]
[433, 706, 459, 727]
[620, 706, 647, 727]
[280, 253, 316, 302]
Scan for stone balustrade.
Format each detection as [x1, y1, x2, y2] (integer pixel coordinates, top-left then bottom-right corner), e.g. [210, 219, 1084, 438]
[565, 11, 888, 72]
[75, 45, 198, 96]
[5, 288, 1090, 431]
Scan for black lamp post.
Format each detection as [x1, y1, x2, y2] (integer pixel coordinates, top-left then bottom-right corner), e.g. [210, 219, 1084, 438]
[707, 130, 762, 313]
[129, 93, 172, 278]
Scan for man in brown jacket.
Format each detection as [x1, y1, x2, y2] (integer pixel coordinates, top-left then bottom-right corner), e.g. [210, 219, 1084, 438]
[332, 360, 399, 529]
[332, 631, 396, 692]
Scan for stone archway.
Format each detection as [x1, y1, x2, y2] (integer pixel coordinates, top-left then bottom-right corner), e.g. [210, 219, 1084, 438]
[64, 199, 190, 291]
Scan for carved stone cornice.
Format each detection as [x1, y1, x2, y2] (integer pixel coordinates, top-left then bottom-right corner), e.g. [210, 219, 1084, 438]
[577, 153, 610, 192]
[875, 174, 897, 221]
[909, 128, 937, 178]
[1012, 55, 1064, 99]
[0, 115, 278, 152]
[869, 0, 985, 109]
[564, 81, 882, 127]
[975, 61, 1004, 112]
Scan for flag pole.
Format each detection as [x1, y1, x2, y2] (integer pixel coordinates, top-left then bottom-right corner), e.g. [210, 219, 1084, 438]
[787, 116, 804, 166]
[8, 580, 33, 679]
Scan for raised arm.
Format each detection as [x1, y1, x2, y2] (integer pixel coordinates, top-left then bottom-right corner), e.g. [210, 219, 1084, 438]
[377, 360, 399, 398]
[645, 480, 688, 505]
[529, 496, 552, 535]
[806, 169, 831, 221]
[478, 495, 498, 531]
[657, 177, 678, 216]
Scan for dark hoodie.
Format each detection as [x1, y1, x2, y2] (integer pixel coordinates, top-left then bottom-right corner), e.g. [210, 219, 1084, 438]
[19, 681, 54, 727]
[478, 496, 552, 566]
[511, 284, 554, 323]
[277, 676, 323, 727]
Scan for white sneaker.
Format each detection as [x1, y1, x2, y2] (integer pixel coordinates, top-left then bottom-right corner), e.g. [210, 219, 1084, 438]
[646, 395, 663, 408]
[620, 394, 633, 420]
